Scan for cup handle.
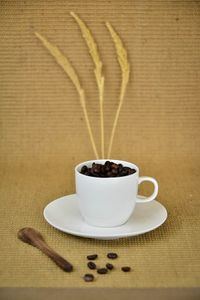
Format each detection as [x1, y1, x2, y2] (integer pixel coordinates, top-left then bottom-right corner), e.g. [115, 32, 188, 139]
[136, 176, 158, 203]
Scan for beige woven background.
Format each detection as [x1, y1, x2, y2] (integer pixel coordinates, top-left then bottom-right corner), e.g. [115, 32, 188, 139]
[0, 0, 200, 288]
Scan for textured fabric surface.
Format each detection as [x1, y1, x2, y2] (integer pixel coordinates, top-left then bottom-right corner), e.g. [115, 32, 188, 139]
[0, 0, 200, 288]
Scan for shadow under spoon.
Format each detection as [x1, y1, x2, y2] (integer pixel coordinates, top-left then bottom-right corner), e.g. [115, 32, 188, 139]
[18, 227, 73, 272]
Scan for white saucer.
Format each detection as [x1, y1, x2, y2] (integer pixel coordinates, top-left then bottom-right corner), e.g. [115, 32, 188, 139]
[43, 194, 167, 240]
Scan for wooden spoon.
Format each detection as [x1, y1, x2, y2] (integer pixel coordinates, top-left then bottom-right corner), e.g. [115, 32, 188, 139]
[18, 227, 73, 272]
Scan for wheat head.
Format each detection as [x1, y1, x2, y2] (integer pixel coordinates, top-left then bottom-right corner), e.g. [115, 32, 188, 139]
[105, 22, 130, 158]
[70, 12, 105, 158]
[35, 31, 99, 159]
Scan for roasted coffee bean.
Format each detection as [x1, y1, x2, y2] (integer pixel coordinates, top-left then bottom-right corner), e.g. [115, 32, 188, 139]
[105, 161, 111, 167]
[123, 167, 131, 172]
[97, 268, 108, 274]
[121, 266, 131, 272]
[93, 166, 99, 173]
[106, 263, 114, 270]
[99, 173, 106, 177]
[85, 171, 91, 176]
[94, 164, 101, 172]
[107, 171, 112, 177]
[105, 166, 110, 172]
[111, 168, 118, 175]
[120, 170, 128, 176]
[81, 161, 136, 178]
[87, 254, 98, 260]
[101, 165, 106, 174]
[87, 261, 96, 270]
[128, 169, 136, 175]
[92, 173, 100, 177]
[90, 169, 95, 175]
[118, 164, 123, 173]
[111, 163, 118, 169]
[107, 252, 118, 259]
[81, 165, 88, 174]
[83, 273, 94, 282]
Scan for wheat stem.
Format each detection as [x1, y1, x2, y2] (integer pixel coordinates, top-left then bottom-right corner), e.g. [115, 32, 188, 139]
[105, 22, 130, 158]
[35, 32, 99, 159]
[70, 11, 105, 158]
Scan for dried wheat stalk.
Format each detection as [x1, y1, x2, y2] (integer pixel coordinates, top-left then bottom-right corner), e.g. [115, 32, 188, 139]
[70, 12, 105, 158]
[105, 22, 130, 158]
[35, 32, 99, 159]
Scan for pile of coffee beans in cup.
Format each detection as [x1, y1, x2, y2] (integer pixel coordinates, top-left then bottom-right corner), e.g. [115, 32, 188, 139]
[83, 252, 131, 282]
[80, 161, 136, 177]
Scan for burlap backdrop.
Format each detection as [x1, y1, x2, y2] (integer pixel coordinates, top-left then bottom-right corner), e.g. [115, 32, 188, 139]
[0, 0, 199, 288]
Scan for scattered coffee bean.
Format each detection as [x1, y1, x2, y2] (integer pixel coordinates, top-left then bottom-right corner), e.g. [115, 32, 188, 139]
[83, 254, 132, 283]
[87, 254, 98, 260]
[97, 268, 108, 274]
[87, 261, 96, 270]
[121, 266, 131, 272]
[107, 252, 118, 259]
[80, 161, 136, 178]
[83, 273, 95, 282]
[106, 263, 114, 270]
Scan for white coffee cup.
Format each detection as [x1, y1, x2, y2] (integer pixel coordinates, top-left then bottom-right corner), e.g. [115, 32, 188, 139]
[75, 159, 158, 227]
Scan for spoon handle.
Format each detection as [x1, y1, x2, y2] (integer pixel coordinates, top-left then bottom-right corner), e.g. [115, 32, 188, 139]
[36, 240, 73, 272]
[18, 227, 73, 272]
